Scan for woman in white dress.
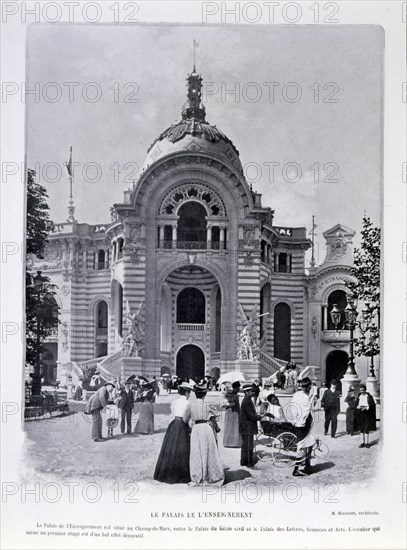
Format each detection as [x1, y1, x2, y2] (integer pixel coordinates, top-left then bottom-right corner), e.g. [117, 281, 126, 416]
[189, 385, 224, 487]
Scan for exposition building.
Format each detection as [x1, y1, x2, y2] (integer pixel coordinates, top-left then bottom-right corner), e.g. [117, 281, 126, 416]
[30, 69, 370, 390]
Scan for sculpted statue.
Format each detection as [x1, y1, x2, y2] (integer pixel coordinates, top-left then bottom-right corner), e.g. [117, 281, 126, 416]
[236, 303, 262, 360]
[122, 300, 145, 358]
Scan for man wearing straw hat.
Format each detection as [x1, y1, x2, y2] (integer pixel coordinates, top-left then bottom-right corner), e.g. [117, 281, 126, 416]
[288, 377, 315, 476]
[84, 381, 116, 442]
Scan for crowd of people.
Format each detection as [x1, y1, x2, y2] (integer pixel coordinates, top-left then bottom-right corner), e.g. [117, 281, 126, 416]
[81, 369, 377, 482]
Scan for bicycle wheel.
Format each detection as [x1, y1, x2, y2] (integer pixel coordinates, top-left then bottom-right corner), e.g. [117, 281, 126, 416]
[274, 432, 298, 468]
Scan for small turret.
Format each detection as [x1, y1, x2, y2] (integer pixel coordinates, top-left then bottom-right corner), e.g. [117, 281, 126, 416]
[181, 70, 206, 122]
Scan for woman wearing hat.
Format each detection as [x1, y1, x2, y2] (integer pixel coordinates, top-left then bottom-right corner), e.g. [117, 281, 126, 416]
[256, 380, 274, 415]
[153, 383, 193, 484]
[355, 384, 376, 448]
[134, 383, 155, 435]
[189, 385, 224, 486]
[344, 386, 357, 436]
[221, 382, 242, 448]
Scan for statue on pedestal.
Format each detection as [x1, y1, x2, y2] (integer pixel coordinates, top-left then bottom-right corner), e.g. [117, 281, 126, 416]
[236, 303, 266, 360]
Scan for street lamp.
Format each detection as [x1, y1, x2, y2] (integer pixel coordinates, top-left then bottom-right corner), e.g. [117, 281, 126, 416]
[344, 295, 358, 376]
[330, 304, 342, 331]
[32, 270, 45, 395]
[359, 309, 376, 379]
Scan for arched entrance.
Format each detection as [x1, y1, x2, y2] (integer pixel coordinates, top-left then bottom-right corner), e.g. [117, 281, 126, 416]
[176, 345, 205, 382]
[326, 350, 349, 392]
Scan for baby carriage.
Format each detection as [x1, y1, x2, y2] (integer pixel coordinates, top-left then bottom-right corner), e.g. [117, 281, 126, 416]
[255, 414, 328, 467]
[105, 402, 119, 438]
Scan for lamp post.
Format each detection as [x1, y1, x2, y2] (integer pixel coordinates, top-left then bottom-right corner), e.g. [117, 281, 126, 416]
[329, 293, 361, 403]
[358, 309, 379, 397]
[330, 304, 342, 331]
[344, 295, 358, 376]
[359, 310, 376, 379]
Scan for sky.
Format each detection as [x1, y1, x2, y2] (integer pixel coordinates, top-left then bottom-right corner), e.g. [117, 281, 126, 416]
[26, 24, 383, 265]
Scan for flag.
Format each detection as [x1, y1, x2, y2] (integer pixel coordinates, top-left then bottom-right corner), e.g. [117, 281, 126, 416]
[194, 39, 203, 57]
[308, 219, 317, 236]
[66, 147, 73, 177]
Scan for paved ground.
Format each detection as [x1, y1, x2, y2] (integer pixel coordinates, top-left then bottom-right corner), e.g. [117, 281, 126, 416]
[23, 392, 380, 493]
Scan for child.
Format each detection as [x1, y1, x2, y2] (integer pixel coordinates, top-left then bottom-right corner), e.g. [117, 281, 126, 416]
[105, 386, 120, 438]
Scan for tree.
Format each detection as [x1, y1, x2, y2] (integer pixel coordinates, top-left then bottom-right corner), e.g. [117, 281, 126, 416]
[26, 169, 59, 392]
[345, 215, 380, 360]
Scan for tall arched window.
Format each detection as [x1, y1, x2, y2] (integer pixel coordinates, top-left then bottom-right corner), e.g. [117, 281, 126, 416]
[96, 301, 108, 331]
[274, 303, 291, 361]
[177, 202, 207, 247]
[177, 288, 205, 324]
[96, 300, 108, 357]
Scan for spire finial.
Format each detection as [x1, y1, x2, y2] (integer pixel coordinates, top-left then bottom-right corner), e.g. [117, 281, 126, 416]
[309, 215, 317, 267]
[65, 146, 77, 223]
[182, 67, 206, 121]
[193, 39, 198, 72]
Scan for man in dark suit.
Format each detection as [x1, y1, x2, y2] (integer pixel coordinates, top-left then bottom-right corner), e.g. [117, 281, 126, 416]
[239, 383, 261, 468]
[321, 379, 341, 438]
[119, 380, 135, 434]
[85, 382, 115, 442]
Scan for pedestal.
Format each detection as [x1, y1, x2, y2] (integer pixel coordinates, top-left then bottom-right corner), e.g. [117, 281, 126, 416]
[120, 356, 143, 380]
[56, 361, 69, 386]
[234, 359, 260, 380]
[340, 373, 361, 411]
[365, 376, 379, 398]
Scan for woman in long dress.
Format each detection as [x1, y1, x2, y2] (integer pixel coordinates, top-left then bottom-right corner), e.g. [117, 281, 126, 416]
[222, 382, 242, 448]
[134, 387, 155, 435]
[153, 383, 192, 484]
[189, 385, 224, 487]
[344, 386, 357, 436]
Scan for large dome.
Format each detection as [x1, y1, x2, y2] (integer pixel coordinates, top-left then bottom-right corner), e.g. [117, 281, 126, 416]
[142, 70, 242, 173]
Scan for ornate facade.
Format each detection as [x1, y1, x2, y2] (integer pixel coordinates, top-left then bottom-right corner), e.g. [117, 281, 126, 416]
[30, 69, 372, 388]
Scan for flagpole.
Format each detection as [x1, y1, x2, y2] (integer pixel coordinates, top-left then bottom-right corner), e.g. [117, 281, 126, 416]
[66, 146, 76, 223]
[69, 146, 73, 203]
[193, 39, 196, 71]
[310, 214, 316, 267]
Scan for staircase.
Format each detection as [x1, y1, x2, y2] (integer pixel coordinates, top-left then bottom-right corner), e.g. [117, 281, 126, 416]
[258, 351, 288, 378]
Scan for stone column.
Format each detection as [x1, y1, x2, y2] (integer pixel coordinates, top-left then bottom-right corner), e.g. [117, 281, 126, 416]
[220, 226, 225, 250]
[172, 224, 177, 249]
[159, 225, 164, 249]
[82, 243, 87, 271]
[323, 305, 328, 331]
[207, 225, 212, 250]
